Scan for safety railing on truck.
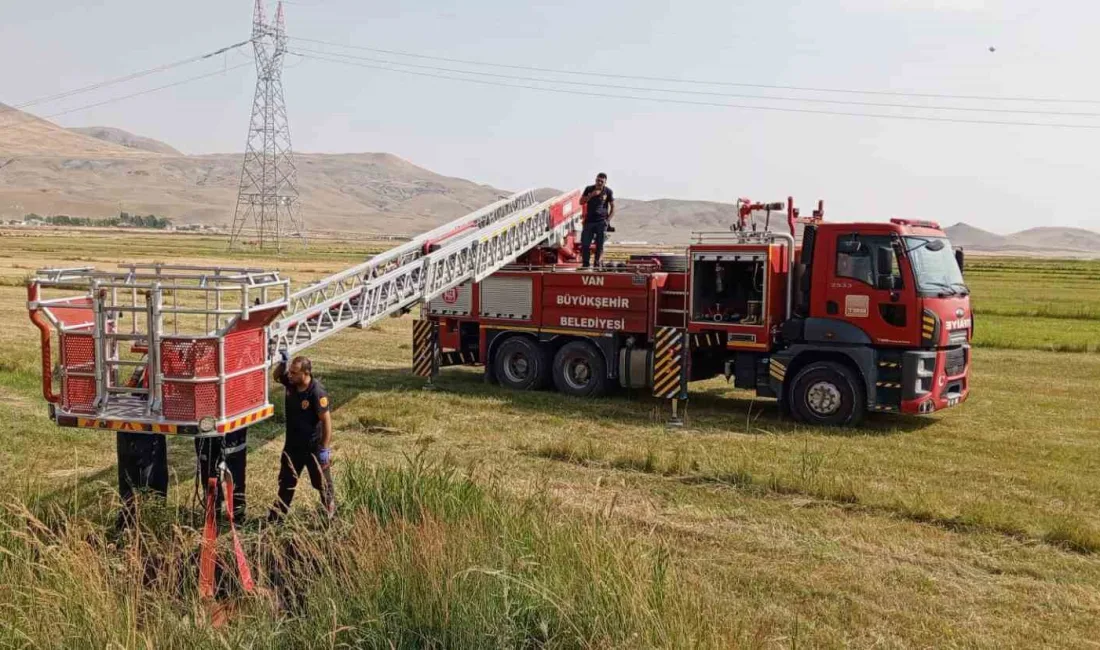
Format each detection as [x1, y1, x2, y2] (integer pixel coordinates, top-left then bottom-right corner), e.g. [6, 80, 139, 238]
[27, 264, 290, 437]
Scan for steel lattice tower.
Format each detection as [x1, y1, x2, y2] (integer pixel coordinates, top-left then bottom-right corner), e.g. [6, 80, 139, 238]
[229, 0, 306, 251]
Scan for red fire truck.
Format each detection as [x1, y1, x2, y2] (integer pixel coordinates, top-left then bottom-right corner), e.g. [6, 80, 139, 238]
[417, 195, 971, 426]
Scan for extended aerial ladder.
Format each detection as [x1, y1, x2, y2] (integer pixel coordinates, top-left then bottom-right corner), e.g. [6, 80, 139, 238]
[26, 188, 584, 437]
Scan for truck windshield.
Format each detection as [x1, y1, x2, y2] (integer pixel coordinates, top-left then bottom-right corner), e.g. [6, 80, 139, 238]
[904, 237, 967, 295]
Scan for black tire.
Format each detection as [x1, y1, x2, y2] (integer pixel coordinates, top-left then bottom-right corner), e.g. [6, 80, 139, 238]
[788, 361, 866, 427]
[492, 337, 550, 390]
[552, 341, 608, 398]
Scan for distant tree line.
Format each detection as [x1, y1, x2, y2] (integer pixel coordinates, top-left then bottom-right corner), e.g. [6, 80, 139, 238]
[22, 212, 172, 229]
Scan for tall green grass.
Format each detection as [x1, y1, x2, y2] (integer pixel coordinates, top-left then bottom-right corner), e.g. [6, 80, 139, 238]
[959, 258, 1100, 352]
[972, 314, 1100, 353]
[0, 454, 730, 649]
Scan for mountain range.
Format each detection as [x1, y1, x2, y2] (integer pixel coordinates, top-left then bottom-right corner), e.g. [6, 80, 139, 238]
[0, 101, 1097, 253]
[944, 222, 1100, 257]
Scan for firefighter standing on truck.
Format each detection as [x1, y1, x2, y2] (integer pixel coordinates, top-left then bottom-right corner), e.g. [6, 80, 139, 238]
[269, 353, 335, 520]
[579, 172, 614, 268]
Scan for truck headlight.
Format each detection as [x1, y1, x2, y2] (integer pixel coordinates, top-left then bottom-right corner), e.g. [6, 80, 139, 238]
[198, 416, 216, 433]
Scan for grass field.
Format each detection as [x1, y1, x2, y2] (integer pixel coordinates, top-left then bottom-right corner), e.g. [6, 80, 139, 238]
[1, 230, 1099, 648]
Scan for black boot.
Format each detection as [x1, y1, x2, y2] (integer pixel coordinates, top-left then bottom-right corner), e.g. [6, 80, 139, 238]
[116, 431, 168, 531]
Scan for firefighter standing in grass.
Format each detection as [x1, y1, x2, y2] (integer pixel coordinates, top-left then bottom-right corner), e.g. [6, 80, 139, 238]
[269, 353, 336, 520]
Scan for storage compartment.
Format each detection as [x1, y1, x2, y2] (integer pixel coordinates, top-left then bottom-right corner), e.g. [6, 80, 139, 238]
[480, 276, 533, 320]
[691, 254, 766, 325]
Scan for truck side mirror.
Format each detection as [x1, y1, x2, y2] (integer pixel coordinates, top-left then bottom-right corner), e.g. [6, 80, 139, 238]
[876, 247, 893, 275]
[954, 247, 965, 274]
[875, 247, 898, 291]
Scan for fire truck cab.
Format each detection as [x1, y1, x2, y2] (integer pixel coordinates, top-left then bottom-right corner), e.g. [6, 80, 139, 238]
[420, 199, 971, 427]
[774, 218, 971, 423]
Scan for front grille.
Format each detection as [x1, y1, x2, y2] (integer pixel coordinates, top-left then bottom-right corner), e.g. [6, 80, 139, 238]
[948, 329, 968, 345]
[944, 347, 967, 376]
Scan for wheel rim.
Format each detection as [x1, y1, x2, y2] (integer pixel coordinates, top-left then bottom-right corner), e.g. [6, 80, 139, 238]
[805, 380, 842, 416]
[502, 351, 531, 383]
[564, 357, 592, 390]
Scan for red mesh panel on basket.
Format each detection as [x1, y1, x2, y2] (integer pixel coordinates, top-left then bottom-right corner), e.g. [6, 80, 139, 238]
[162, 381, 219, 421]
[224, 369, 266, 418]
[60, 333, 97, 413]
[64, 376, 96, 413]
[224, 329, 265, 374]
[160, 339, 218, 378]
[61, 333, 95, 373]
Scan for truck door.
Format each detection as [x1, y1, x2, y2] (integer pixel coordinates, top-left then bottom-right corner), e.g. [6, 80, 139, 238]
[815, 231, 918, 346]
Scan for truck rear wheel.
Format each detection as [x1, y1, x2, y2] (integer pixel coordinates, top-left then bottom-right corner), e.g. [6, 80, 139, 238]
[788, 361, 865, 427]
[552, 341, 608, 398]
[493, 336, 550, 390]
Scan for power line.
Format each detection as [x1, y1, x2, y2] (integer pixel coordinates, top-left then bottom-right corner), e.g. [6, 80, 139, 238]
[6, 40, 253, 113]
[293, 46, 1100, 119]
[0, 61, 253, 134]
[289, 35, 1100, 105]
[293, 51, 1100, 130]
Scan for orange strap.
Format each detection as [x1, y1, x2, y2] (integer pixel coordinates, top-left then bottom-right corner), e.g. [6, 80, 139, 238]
[223, 475, 255, 593]
[198, 477, 218, 600]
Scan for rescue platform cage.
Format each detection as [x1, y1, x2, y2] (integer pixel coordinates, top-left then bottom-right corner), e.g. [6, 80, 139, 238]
[27, 263, 290, 436]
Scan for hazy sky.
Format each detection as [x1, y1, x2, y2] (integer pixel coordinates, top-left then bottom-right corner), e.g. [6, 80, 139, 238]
[2, 0, 1098, 233]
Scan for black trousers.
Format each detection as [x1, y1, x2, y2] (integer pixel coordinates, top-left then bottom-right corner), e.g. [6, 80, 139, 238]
[116, 431, 168, 529]
[271, 444, 334, 519]
[194, 428, 248, 521]
[581, 220, 608, 267]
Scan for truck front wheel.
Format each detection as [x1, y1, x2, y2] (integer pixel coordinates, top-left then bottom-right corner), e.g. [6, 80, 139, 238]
[493, 336, 550, 390]
[552, 341, 608, 398]
[788, 361, 865, 427]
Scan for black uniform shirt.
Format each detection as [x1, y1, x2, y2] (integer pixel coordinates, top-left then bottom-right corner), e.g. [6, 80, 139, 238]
[277, 372, 330, 448]
[582, 184, 614, 223]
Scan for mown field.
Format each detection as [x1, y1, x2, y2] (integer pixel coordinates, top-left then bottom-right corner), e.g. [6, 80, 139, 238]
[966, 257, 1100, 353]
[1, 230, 1099, 648]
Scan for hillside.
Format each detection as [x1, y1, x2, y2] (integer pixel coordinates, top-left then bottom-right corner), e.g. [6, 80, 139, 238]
[0, 102, 788, 242]
[944, 223, 1009, 250]
[0, 152, 508, 232]
[1, 102, 1098, 250]
[0, 103, 155, 158]
[1007, 227, 1100, 253]
[68, 126, 182, 156]
[945, 222, 1100, 257]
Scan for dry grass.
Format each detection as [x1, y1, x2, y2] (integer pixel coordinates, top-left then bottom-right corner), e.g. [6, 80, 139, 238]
[2, 231, 1100, 647]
